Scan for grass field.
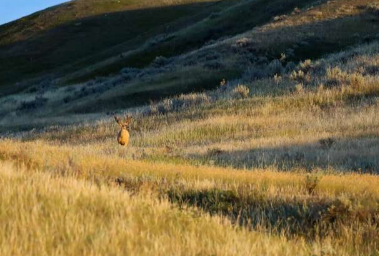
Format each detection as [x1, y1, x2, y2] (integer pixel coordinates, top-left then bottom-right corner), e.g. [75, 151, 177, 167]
[1, 41, 379, 255]
[1, 162, 312, 256]
[1, 0, 379, 254]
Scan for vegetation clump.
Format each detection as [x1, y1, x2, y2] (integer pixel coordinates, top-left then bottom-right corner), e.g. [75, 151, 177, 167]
[367, 2, 379, 16]
[231, 85, 250, 99]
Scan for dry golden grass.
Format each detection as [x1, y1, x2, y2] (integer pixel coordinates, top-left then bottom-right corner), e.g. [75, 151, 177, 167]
[0, 137, 378, 255]
[1, 32, 379, 256]
[1, 139, 379, 198]
[1, 162, 313, 256]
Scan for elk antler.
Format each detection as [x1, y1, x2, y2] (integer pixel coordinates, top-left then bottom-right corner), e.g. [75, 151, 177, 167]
[125, 115, 133, 124]
[114, 116, 122, 125]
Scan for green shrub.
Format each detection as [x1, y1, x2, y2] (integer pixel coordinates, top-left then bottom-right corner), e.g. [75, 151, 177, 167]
[266, 60, 284, 76]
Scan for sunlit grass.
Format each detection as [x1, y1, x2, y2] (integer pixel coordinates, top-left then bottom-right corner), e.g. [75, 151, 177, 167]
[0, 137, 378, 255]
[1, 162, 313, 256]
[1, 27, 379, 256]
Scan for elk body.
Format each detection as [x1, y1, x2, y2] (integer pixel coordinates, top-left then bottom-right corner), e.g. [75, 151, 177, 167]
[115, 116, 132, 146]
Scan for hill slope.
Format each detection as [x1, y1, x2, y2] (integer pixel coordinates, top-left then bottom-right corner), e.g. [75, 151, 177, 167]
[0, 0, 378, 121]
[0, 0, 232, 92]
[1, 40, 379, 252]
[2, 0, 378, 94]
[1, 1, 379, 254]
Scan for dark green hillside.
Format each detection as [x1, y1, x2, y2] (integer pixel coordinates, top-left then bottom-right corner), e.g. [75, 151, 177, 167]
[1, 0, 364, 93]
[0, 0, 379, 125]
[65, 0, 321, 84]
[0, 0, 230, 93]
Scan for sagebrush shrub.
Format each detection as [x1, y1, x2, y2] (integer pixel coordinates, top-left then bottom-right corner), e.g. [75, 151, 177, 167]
[266, 60, 283, 76]
[349, 73, 366, 90]
[242, 67, 266, 82]
[285, 62, 296, 73]
[172, 93, 210, 110]
[162, 99, 173, 112]
[290, 70, 311, 83]
[274, 74, 282, 85]
[147, 93, 211, 115]
[273, 15, 287, 22]
[232, 85, 250, 99]
[325, 67, 348, 87]
[299, 59, 313, 73]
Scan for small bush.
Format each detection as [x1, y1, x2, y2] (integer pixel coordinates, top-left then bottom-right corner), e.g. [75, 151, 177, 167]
[231, 85, 250, 99]
[152, 56, 169, 67]
[162, 99, 173, 112]
[319, 138, 336, 150]
[299, 59, 313, 73]
[63, 96, 72, 104]
[290, 70, 311, 83]
[174, 93, 210, 109]
[266, 60, 283, 76]
[242, 67, 266, 82]
[148, 101, 159, 115]
[292, 7, 301, 14]
[285, 62, 297, 73]
[325, 67, 348, 87]
[273, 15, 287, 22]
[349, 73, 366, 90]
[234, 37, 253, 48]
[18, 96, 48, 111]
[147, 93, 211, 115]
[274, 74, 282, 85]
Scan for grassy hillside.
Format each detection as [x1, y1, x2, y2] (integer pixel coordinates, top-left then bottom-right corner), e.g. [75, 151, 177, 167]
[0, 0, 232, 92]
[1, 0, 378, 123]
[1, 0, 379, 254]
[2, 0, 378, 97]
[1, 41, 379, 255]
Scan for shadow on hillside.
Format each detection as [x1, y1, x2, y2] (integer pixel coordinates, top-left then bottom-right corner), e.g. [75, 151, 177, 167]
[195, 135, 379, 174]
[229, 8, 379, 62]
[1, 1, 379, 118]
[67, 9, 379, 112]
[0, 0, 333, 90]
[166, 187, 372, 238]
[0, 1, 221, 90]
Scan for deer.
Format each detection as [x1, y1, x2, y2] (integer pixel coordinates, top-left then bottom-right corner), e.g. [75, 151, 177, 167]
[114, 115, 133, 146]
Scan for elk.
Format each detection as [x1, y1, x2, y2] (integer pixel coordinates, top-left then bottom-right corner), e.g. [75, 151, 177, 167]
[114, 115, 132, 146]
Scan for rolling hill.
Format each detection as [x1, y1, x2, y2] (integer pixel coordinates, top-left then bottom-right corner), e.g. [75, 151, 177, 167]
[1, 0, 378, 127]
[1, 0, 379, 255]
[0, 0, 237, 92]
